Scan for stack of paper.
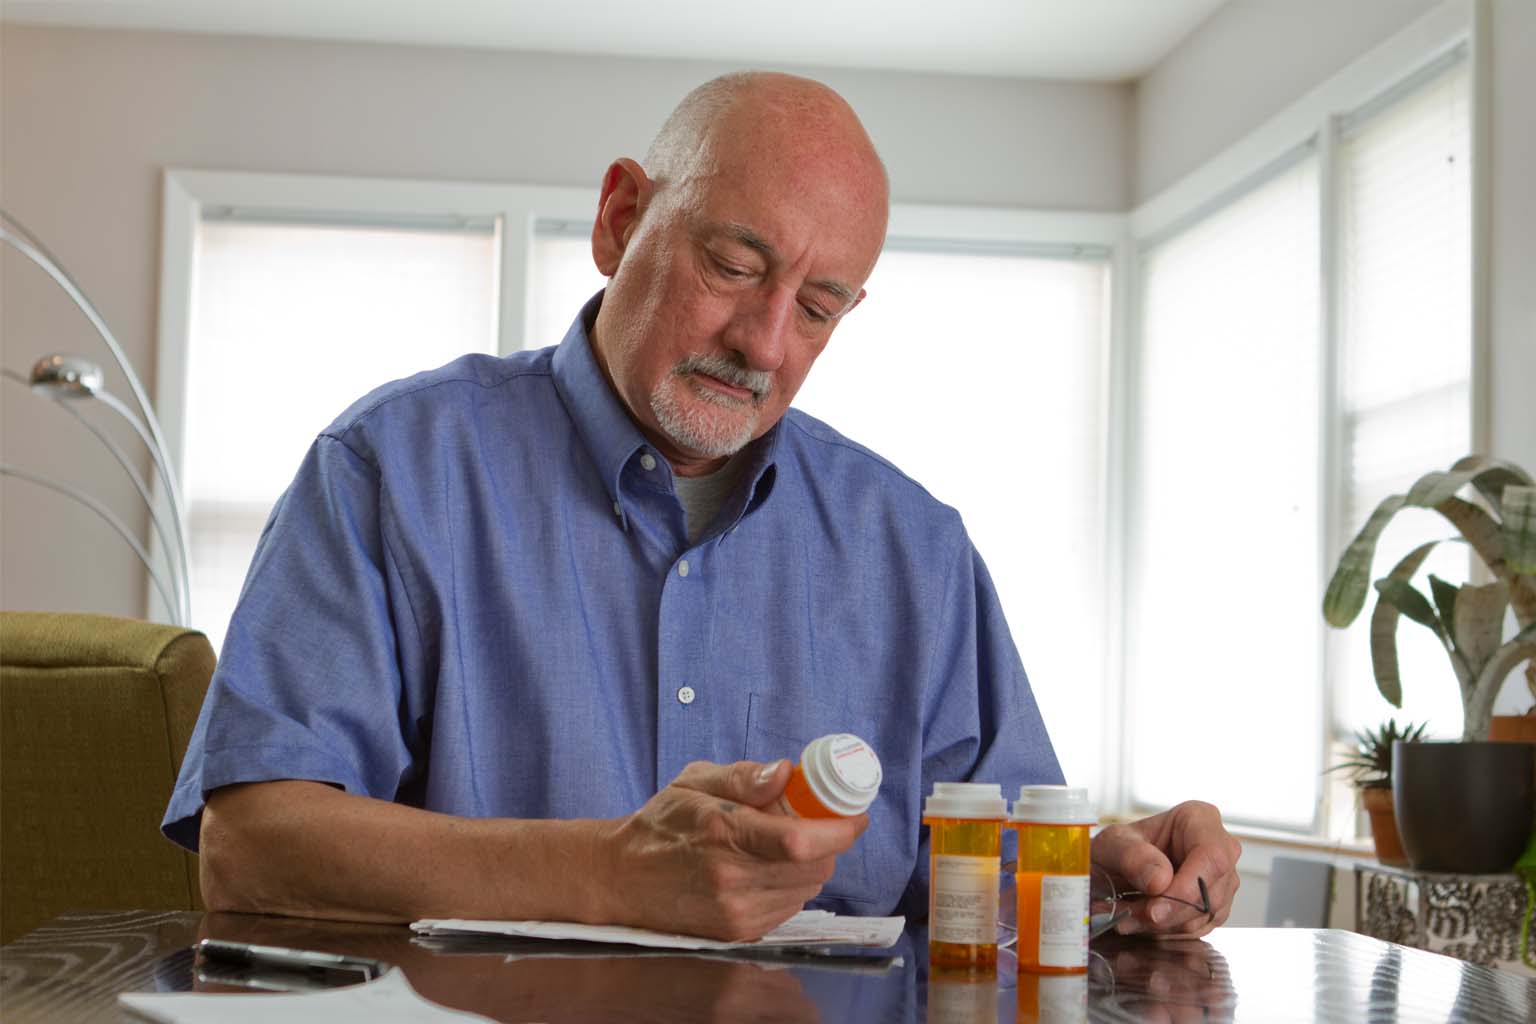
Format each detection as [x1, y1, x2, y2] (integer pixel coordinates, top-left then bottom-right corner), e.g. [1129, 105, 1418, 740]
[119, 968, 494, 1023]
[411, 909, 904, 951]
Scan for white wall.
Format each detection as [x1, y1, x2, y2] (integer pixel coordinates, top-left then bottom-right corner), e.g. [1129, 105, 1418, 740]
[1135, 0, 1442, 201]
[0, 24, 1131, 620]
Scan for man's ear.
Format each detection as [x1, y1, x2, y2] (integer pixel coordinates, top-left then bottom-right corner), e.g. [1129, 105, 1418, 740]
[592, 158, 652, 277]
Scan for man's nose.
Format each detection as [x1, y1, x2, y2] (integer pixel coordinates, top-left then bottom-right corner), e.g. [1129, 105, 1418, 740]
[723, 285, 793, 372]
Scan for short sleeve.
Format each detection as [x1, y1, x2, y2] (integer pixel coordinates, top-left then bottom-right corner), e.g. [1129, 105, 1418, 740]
[897, 531, 1064, 918]
[162, 434, 420, 851]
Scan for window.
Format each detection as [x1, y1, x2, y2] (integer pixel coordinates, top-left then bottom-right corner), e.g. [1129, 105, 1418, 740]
[794, 246, 1111, 795]
[184, 216, 499, 653]
[1129, 155, 1323, 830]
[1127, 48, 1472, 833]
[1332, 53, 1472, 741]
[528, 223, 606, 346]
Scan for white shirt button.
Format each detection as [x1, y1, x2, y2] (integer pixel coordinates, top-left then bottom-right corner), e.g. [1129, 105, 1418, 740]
[677, 685, 696, 705]
[612, 501, 622, 517]
[678, 559, 690, 578]
[640, 453, 657, 471]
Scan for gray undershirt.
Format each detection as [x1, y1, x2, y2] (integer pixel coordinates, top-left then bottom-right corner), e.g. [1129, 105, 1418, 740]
[673, 455, 750, 544]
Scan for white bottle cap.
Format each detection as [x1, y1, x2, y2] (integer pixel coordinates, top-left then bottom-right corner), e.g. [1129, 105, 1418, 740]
[800, 734, 882, 816]
[1009, 785, 1096, 825]
[923, 782, 1007, 819]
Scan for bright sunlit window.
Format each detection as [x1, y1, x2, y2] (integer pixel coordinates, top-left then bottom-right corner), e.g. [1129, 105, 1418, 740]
[1332, 54, 1472, 741]
[1130, 155, 1323, 830]
[184, 217, 499, 654]
[1127, 50, 1472, 835]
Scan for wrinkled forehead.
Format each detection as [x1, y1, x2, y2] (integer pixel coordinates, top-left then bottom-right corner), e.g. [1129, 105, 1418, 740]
[667, 135, 889, 285]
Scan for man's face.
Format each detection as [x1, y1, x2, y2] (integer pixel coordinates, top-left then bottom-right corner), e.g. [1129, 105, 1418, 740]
[591, 119, 887, 474]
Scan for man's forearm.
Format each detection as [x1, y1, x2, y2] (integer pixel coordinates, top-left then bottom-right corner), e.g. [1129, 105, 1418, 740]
[199, 780, 611, 924]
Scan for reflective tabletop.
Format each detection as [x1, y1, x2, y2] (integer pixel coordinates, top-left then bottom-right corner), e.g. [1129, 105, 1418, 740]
[1, 910, 1532, 1022]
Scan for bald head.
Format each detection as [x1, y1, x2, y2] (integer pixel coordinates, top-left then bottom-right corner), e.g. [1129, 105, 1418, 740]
[643, 72, 889, 219]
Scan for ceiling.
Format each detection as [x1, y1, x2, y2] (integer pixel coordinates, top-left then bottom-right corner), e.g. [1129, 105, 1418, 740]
[1, 0, 1230, 81]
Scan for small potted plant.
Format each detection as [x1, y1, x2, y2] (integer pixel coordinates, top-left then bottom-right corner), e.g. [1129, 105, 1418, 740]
[1327, 719, 1427, 867]
[1324, 455, 1536, 873]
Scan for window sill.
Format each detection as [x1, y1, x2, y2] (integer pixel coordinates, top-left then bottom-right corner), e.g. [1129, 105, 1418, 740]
[1096, 815, 1375, 859]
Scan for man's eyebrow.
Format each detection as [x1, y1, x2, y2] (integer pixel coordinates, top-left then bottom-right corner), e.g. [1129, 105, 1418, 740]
[713, 222, 859, 307]
[718, 222, 775, 258]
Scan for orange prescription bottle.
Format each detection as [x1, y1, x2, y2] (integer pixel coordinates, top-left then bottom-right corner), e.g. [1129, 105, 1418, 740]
[774, 734, 882, 818]
[922, 782, 1007, 969]
[1010, 786, 1093, 975]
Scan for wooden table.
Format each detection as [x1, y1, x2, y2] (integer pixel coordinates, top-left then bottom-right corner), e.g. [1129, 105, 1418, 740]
[2, 910, 1533, 1022]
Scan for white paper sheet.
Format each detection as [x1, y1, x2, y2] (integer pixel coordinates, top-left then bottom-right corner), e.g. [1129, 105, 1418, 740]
[410, 909, 905, 951]
[119, 966, 497, 1023]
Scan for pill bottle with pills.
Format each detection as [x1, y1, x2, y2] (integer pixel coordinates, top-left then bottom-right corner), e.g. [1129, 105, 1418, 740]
[1010, 785, 1093, 975]
[922, 781, 1007, 969]
[772, 733, 882, 818]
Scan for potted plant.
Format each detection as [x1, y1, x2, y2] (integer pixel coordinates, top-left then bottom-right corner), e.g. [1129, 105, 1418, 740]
[1323, 455, 1536, 873]
[1327, 719, 1428, 867]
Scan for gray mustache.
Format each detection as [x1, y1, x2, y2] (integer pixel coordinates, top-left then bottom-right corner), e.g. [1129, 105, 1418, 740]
[676, 354, 772, 400]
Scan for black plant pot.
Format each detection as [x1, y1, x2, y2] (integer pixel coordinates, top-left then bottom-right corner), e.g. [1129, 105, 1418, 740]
[1392, 740, 1536, 873]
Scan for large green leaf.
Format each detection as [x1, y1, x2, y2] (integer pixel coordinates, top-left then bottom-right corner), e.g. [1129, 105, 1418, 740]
[1367, 541, 1441, 707]
[1428, 575, 1460, 648]
[1375, 578, 1443, 633]
[1433, 496, 1504, 571]
[1325, 458, 1535, 628]
[1326, 495, 1406, 627]
[1503, 485, 1536, 575]
[1512, 574, 1536, 630]
[1453, 454, 1536, 515]
[1452, 580, 1510, 685]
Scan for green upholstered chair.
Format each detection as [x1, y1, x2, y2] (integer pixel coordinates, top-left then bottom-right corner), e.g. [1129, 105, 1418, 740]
[0, 612, 214, 943]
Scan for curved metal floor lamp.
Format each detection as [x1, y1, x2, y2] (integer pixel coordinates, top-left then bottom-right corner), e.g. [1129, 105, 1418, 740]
[1, 209, 192, 626]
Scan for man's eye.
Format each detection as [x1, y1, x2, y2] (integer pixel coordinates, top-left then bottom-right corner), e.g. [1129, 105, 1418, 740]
[709, 255, 751, 280]
[800, 302, 835, 324]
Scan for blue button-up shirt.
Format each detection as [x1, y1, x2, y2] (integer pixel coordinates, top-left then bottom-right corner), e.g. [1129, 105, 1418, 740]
[164, 296, 1063, 916]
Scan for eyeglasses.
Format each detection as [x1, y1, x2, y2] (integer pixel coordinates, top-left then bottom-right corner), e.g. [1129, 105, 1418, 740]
[1091, 869, 1211, 939]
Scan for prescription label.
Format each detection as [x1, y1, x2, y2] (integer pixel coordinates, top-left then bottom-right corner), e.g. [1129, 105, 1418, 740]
[1036, 873, 1090, 968]
[931, 854, 1000, 945]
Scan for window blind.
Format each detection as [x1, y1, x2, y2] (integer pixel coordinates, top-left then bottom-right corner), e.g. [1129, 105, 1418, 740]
[1333, 53, 1472, 738]
[1129, 155, 1322, 830]
[185, 219, 499, 653]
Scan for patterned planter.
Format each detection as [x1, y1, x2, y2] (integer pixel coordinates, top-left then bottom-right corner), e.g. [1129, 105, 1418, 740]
[1355, 863, 1536, 976]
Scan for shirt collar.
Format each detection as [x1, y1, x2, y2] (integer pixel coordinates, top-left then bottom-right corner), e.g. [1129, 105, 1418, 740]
[550, 292, 647, 512]
[550, 290, 784, 531]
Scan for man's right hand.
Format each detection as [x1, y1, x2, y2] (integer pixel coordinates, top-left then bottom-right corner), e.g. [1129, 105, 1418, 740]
[593, 759, 869, 941]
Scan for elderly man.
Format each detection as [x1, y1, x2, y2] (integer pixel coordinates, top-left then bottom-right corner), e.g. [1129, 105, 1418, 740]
[166, 71, 1240, 940]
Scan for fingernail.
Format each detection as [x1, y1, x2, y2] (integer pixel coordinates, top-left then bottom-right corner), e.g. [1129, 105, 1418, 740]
[1149, 902, 1169, 924]
[1137, 868, 1159, 890]
[756, 760, 783, 784]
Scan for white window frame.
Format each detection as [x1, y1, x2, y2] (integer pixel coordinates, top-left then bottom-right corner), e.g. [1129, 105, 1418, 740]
[156, 170, 601, 476]
[1123, 0, 1484, 835]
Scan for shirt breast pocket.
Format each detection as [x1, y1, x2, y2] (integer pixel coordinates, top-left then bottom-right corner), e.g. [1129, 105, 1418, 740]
[742, 692, 900, 910]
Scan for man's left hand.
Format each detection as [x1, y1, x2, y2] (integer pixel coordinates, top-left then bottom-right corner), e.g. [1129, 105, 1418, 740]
[1090, 801, 1241, 939]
